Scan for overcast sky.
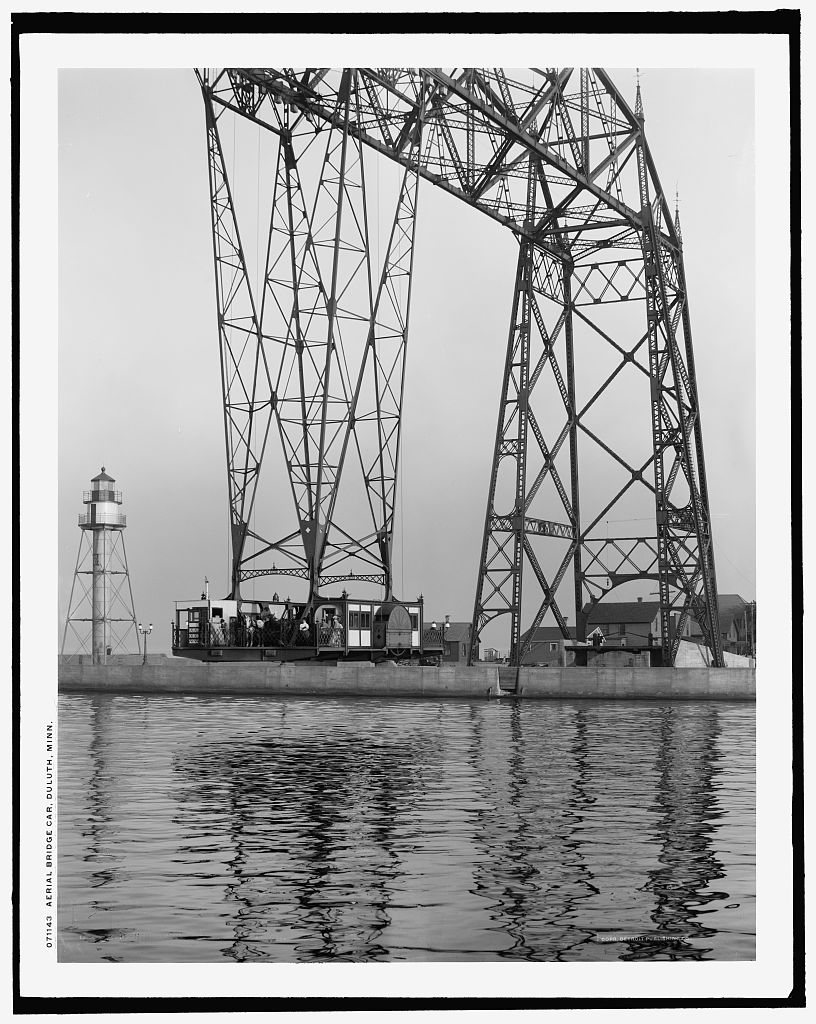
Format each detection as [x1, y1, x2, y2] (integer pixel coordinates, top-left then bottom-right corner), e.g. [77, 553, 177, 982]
[57, 67, 756, 655]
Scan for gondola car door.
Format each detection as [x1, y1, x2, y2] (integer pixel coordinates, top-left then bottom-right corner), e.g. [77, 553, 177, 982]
[372, 605, 386, 648]
[386, 606, 412, 651]
[187, 607, 204, 646]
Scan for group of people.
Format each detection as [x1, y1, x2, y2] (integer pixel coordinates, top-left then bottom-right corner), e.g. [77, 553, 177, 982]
[209, 611, 283, 648]
[317, 613, 344, 647]
[207, 608, 345, 648]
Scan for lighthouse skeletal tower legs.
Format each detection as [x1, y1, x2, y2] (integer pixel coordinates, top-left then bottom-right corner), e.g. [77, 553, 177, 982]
[62, 467, 140, 663]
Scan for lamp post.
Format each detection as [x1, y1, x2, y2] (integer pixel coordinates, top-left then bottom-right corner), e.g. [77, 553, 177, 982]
[431, 617, 451, 657]
[138, 622, 153, 665]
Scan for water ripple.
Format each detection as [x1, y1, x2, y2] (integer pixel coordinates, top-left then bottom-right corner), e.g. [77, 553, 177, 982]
[58, 694, 754, 962]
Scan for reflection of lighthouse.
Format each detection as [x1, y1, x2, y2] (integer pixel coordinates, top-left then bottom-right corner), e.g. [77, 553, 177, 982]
[62, 468, 140, 664]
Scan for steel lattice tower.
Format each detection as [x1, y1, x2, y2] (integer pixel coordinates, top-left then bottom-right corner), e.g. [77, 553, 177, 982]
[62, 467, 140, 662]
[197, 68, 724, 667]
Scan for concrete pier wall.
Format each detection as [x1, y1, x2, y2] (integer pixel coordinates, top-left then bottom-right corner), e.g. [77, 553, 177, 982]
[58, 658, 502, 699]
[57, 657, 755, 700]
[517, 667, 755, 701]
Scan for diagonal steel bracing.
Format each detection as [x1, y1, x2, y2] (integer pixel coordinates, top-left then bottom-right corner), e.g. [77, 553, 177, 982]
[199, 69, 421, 609]
[196, 67, 724, 664]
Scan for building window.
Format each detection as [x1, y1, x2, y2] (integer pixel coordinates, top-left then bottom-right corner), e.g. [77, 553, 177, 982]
[619, 623, 626, 635]
[360, 611, 371, 630]
[409, 613, 418, 631]
[550, 642, 558, 652]
[461, 643, 467, 657]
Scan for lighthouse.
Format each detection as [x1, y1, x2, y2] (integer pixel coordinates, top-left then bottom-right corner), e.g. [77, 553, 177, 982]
[62, 467, 140, 663]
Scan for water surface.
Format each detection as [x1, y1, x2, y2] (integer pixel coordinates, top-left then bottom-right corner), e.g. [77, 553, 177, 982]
[58, 693, 755, 962]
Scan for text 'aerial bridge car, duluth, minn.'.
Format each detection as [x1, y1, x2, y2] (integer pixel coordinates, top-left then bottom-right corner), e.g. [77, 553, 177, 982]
[171, 67, 725, 668]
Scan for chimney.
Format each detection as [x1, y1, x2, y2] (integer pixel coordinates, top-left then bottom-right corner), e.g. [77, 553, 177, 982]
[637, 597, 642, 602]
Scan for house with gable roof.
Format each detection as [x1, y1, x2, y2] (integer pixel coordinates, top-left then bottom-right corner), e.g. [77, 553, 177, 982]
[427, 618, 478, 663]
[518, 624, 576, 666]
[581, 597, 662, 647]
[521, 598, 690, 667]
[689, 593, 756, 658]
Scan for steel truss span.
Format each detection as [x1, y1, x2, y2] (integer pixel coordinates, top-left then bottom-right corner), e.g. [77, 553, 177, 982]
[197, 67, 724, 668]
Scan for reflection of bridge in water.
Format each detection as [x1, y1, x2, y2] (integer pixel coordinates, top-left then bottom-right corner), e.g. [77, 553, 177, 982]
[465, 702, 600, 960]
[172, 704, 434, 961]
[58, 694, 753, 961]
[631, 703, 733, 961]
[169, 699, 744, 961]
[466, 700, 744, 961]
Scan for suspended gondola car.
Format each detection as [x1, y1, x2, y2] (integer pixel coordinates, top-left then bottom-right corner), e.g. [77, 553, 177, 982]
[172, 593, 443, 663]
